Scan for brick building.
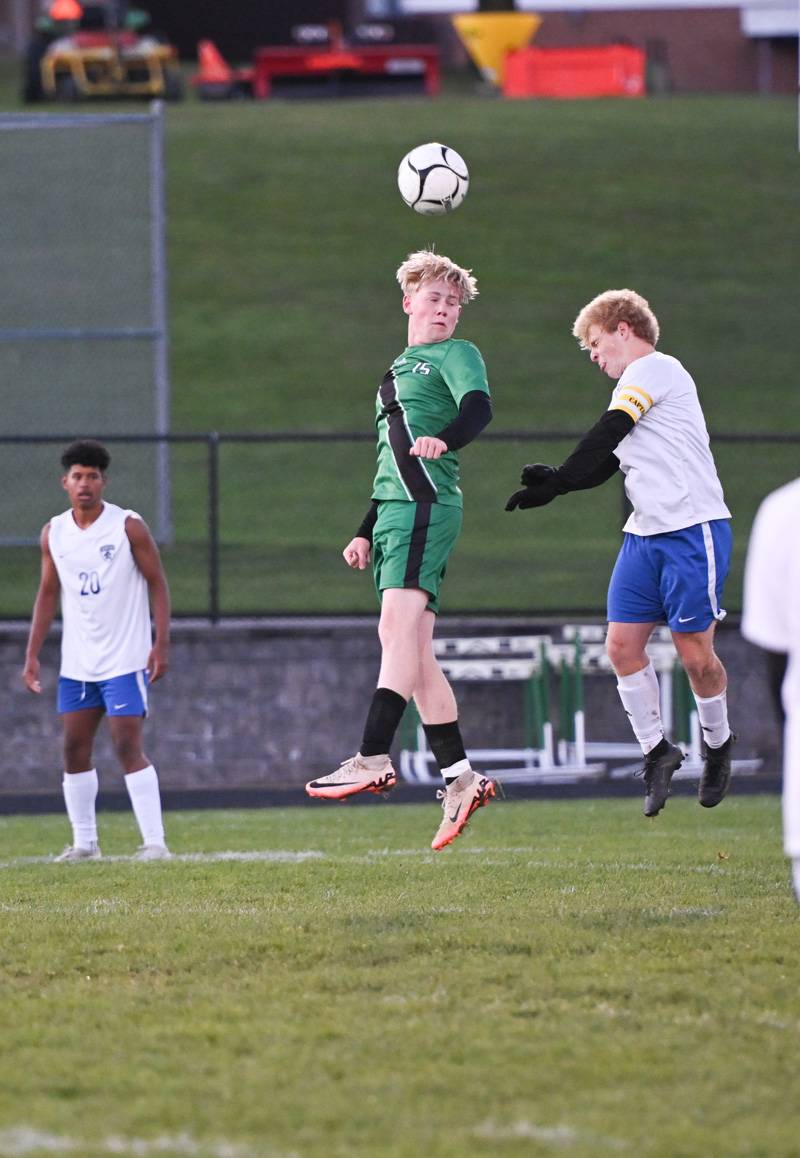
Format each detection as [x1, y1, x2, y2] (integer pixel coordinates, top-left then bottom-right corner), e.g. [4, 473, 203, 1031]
[3, 1, 797, 93]
[400, 0, 799, 93]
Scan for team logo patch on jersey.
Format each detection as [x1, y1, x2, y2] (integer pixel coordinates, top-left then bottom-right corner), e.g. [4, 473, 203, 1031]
[99, 544, 116, 561]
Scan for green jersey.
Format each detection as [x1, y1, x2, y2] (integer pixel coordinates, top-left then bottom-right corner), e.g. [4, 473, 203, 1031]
[371, 338, 489, 508]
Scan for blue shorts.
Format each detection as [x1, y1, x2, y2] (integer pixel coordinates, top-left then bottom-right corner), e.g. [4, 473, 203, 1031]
[58, 671, 149, 716]
[607, 520, 732, 632]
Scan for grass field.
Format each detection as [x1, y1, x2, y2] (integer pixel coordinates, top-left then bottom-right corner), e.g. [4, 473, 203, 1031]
[2, 795, 799, 1157]
[0, 54, 798, 616]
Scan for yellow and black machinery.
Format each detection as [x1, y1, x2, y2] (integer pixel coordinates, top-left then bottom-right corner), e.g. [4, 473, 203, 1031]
[24, 1, 183, 102]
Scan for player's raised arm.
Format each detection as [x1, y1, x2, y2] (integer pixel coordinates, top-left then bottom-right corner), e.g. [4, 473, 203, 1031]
[22, 523, 61, 694]
[505, 409, 633, 511]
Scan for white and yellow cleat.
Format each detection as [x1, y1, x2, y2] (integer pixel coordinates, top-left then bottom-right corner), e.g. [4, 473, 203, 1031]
[431, 769, 496, 851]
[305, 754, 397, 801]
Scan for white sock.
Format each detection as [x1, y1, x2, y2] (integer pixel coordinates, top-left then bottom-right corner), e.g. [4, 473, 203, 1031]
[693, 689, 731, 749]
[616, 662, 663, 754]
[792, 859, 800, 905]
[441, 757, 471, 786]
[62, 769, 99, 848]
[125, 765, 165, 846]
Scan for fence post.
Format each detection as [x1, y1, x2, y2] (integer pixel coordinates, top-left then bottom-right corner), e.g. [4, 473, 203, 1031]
[150, 100, 172, 544]
[572, 635, 586, 765]
[672, 660, 691, 747]
[523, 671, 542, 749]
[207, 432, 220, 622]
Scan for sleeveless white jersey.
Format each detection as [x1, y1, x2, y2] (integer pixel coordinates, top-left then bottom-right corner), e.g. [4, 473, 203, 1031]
[608, 351, 731, 536]
[48, 502, 152, 681]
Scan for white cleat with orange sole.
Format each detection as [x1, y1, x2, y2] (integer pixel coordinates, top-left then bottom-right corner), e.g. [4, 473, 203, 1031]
[431, 769, 496, 851]
[305, 754, 398, 801]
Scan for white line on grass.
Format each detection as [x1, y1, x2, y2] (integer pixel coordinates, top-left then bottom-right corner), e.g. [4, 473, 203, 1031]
[175, 851, 324, 863]
[0, 850, 325, 870]
[364, 845, 537, 857]
[0, 1127, 298, 1158]
[0, 848, 747, 876]
[0, 847, 536, 871]
[474, 1119, 629, 1150]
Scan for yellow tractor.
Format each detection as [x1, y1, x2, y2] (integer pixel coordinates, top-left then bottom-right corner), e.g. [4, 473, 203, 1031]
[24, 1, 183, 102]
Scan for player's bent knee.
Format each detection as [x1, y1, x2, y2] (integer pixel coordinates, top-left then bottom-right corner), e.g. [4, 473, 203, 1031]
[681, 655, 721, 687]
[605, 640, 649, 675]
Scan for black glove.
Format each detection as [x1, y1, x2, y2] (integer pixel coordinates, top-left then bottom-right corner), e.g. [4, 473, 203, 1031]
[505, 465, 567, 511]
[520, 463, 558, 486]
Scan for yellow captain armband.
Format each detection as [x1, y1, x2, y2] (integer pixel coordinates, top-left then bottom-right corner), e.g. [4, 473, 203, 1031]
[610, 386, 653, 423]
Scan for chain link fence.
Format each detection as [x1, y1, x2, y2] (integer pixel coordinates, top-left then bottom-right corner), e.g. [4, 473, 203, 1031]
[0, 106, 171, 545]
[2, 430, 797, 620]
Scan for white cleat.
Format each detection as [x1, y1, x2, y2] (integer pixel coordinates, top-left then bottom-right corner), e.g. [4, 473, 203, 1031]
[431, 769, 496, 851]
[134, 844, 172, 861]
[305, 753, 398, 800]
[54, 843, 101, 863]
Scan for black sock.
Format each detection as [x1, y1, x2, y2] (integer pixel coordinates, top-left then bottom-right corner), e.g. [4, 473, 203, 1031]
[423, 720, 467, 783]
[360, 687, 407, 757]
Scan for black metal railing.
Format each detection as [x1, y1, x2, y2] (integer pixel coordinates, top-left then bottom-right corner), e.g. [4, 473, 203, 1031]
[3, 432, 798, 621]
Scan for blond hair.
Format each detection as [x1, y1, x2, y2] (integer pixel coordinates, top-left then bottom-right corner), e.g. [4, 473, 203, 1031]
[572, 289, 660, 349]
[396, 249, 478, 304]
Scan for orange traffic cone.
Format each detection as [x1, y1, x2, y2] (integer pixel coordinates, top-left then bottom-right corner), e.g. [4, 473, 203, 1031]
[195, 40, 233, 86]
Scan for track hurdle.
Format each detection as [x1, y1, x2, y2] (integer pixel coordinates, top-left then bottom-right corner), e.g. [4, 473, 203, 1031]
[398, 624, 761, 785]
[553, 625, 677, 774]
[670, 662, 762, 780]
[398, 635, 564, 783]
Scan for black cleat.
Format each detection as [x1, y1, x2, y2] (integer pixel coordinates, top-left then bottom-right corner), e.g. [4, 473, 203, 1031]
[698, 733, 736, 808]
[638, 739, 684, 817]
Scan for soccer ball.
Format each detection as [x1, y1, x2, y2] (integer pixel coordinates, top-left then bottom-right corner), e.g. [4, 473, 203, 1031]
[397, 142, 469, 216]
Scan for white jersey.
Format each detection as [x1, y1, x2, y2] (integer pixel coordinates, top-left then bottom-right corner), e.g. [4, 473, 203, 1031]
[741, 478, 800, 857]
[48, 502, 152, 681]
[608, 351, 731, 536]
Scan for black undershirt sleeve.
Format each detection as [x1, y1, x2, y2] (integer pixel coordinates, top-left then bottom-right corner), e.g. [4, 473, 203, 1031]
[354, 501, 379, 544]
[436, 390, 492, 451]
[555, 409, 635, 491]
[568, 453, 622, 491]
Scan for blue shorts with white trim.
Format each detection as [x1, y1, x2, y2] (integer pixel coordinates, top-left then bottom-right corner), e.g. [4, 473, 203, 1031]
[58, 671, 149, 716]
[607, 520, 732, 632]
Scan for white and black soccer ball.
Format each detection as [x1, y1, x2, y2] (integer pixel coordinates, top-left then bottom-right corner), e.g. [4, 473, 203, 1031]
[397, 142, 469, 216]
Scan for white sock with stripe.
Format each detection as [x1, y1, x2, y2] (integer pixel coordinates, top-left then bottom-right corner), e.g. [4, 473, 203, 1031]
[616, 662, 664, 755]
[125, 765, 166, 847]
[62, 769, 99, 849]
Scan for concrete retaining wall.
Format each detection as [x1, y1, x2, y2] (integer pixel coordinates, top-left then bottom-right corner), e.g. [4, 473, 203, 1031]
[1, 616, 781, 796]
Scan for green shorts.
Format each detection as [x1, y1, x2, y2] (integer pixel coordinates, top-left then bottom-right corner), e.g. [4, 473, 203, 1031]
[372, 500, 462, 614]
